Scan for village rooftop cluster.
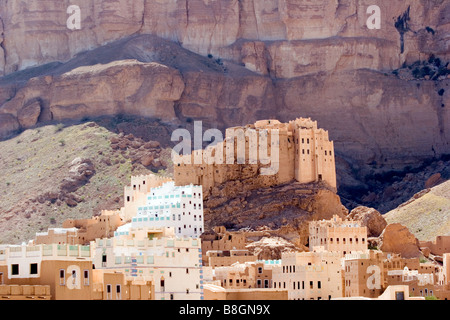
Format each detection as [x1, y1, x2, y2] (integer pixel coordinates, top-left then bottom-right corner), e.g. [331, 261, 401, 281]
[0, 119, 449, 300]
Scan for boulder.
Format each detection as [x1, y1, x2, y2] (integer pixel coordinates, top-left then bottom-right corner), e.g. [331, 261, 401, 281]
[379, 223, 421, 258]
[151, 158, 162, 168]
[425, 173, 444, 189]
[245, 237, 297, 260]
[109, 136, 120, 144]
[140, 154, 154, 167]
[17, 101, 41, 128]
[60, 158, 95, 193]
[145, 140, 160, 148]
[348, 206, 387, 237]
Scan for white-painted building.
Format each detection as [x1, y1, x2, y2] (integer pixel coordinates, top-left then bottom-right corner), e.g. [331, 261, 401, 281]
[388, 267, 435, 286]
[272, 248, 343, 300]
[130, 182, 204, 238]
[93, 226, 204, 300]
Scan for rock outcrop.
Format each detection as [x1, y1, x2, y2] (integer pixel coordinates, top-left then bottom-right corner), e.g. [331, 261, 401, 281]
[60, 158, 95, 194]
[379, 223, 421, 258]
[203, 180, 348, 247]
[245, 237, 297, 260]
[348, 206, 387, 237]
[109, 132, 169, 171]
[425, 173, 445, 189]
[32, 157, 96, 209]
[17, 100, 42, 128]
[0, 58, 185, 127]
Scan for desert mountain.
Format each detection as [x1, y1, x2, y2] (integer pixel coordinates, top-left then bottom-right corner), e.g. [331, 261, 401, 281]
[384, 179, 450, 241]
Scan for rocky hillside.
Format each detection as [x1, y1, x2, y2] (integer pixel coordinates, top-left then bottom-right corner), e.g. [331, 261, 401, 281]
[0, 118, 172, 244]
[384, 179, 450, 241]
[339, 155, 450, 213]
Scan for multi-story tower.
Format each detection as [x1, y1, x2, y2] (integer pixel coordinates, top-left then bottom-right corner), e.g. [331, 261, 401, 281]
[289, 118, 336, 187]
[130, 181, 204, 238]
[343, 250, 388, 298]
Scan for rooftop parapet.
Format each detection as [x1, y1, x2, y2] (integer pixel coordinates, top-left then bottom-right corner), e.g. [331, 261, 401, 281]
[0, 243, 92, 260]
[309, 215, 362, 228]
[95, 235, 201, 250]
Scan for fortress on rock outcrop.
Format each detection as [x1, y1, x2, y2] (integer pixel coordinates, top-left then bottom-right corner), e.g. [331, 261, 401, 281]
[174, 118, 336, 196]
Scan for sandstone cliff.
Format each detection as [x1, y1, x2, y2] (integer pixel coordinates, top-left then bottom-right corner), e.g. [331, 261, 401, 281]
[0, 0, 448, 75]
[1, 1, 448, 165]
[0, 34, 448, 171]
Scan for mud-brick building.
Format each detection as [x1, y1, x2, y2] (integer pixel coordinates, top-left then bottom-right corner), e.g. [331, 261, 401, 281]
[174, 118, 336, 197]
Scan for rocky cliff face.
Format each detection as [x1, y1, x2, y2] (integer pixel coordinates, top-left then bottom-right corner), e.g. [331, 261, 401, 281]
[0, 0, 449, 214]
[203, 180, 348, 247]
[0, 59, 185, 123]
[1, 36, 448, 174]
[0, 0, 448, 75]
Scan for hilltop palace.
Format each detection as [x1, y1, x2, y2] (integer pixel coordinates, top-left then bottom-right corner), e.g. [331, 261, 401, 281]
[174, 118, 337, 196]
